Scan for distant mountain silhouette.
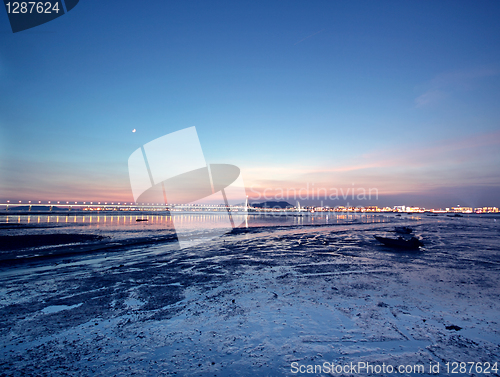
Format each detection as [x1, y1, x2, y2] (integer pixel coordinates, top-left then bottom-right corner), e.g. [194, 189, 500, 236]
[251, 201, 294, 209]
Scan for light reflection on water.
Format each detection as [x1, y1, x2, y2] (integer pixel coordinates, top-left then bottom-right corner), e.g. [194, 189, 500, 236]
[2, 214, 173, 224]
[0, 212, 392, 230]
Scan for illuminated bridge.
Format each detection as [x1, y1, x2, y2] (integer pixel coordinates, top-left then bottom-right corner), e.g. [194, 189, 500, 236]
[0, 200, 253, 212]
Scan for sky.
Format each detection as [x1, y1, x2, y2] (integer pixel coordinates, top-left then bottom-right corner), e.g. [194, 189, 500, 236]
[1, 0, 500, 208]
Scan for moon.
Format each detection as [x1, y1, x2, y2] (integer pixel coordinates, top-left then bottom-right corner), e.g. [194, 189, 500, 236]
[132, 129, 136, 133]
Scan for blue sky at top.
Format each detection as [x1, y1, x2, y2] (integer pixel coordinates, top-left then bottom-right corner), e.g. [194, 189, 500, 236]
[0, 0, 499, 207]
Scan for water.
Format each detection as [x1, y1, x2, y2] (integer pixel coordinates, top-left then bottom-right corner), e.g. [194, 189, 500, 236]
[0, 212, 394, 259]
[0, 211, 497, 263]
[0, 211, 396, 229]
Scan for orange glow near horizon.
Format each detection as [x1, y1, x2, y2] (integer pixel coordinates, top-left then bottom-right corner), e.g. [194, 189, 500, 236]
[2, 130, 499, 205]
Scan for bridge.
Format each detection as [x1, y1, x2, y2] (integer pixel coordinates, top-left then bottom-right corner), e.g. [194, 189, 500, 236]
[0, 200, 254, 212]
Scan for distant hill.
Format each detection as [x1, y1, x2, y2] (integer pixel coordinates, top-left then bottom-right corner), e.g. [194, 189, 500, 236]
[251, 201, 294, 209]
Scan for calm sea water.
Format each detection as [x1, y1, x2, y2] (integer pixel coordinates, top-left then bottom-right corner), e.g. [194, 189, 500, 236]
[1, 211, 498, 265]
[0, 211, 405, 230]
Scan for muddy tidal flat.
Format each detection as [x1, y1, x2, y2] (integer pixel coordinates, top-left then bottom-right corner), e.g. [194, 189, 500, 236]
[0, 213, 499, 376]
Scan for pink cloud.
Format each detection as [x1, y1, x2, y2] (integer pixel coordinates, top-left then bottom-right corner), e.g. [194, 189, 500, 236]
[242, 130, 500, 198]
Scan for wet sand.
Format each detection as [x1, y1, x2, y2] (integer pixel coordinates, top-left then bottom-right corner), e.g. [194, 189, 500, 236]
[0, 216, 499, 376]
